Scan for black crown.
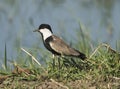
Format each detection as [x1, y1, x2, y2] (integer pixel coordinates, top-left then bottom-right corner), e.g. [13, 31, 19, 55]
[39, 24, 53, 33]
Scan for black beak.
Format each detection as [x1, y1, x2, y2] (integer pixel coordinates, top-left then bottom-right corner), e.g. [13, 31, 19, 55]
[33, 29, 39, 32]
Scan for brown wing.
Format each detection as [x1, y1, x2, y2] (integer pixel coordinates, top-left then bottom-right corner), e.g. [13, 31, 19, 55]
[49, 35, 80, 56]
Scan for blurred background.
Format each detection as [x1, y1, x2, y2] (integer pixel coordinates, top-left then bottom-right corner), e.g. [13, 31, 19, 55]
[0, 0, 120, 61]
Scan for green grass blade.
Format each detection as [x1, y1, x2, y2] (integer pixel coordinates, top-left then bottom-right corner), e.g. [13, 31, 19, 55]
[4, 43, 7, 70]
[79, 22, 86, 51]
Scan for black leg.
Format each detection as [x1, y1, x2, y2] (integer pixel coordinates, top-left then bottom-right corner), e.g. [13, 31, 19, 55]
[58, 57, 61, 78]
[58, 58, 60, 71]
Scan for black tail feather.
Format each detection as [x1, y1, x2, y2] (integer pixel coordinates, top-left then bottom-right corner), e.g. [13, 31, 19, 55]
[78, 52, 87, 60]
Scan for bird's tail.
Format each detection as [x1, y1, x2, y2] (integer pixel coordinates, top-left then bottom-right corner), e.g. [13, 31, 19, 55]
[70, 48, 87, 60]
[78, 52, 87, 60]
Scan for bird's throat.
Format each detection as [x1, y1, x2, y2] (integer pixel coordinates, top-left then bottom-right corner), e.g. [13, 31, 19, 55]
[40, 28, 53, 40]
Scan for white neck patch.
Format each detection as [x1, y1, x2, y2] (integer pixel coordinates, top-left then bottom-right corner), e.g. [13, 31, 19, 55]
[39, 28, 52, 40]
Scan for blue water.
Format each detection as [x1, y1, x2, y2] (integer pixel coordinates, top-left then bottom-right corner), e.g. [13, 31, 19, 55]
[0, 0, 120, 60]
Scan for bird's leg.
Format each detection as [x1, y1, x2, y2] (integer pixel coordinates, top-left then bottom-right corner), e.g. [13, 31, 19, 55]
[52, 54, 55, 70]
[58, 57, 60, 71]
[57, 57, 61, 78]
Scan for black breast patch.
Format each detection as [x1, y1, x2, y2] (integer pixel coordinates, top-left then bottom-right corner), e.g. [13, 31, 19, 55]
[44, 36, 60, 55]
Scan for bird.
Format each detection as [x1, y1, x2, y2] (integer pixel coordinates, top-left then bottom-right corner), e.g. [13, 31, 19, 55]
[33, 24, 87, 60]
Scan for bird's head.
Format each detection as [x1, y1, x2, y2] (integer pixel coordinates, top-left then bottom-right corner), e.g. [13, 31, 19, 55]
[34, 24, 53, 33]
[34, 24, 53, 40]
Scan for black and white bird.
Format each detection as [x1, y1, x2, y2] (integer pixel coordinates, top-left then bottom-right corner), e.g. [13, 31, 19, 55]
[34, 24, 86, 60]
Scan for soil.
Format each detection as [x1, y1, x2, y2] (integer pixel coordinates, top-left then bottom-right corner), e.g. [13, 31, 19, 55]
[0, 75, 119, 89]
[0, 67, 119, 89]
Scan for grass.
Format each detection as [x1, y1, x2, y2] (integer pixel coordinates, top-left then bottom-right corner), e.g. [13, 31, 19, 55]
[4, 43, 7, 70]
[0, 25, 120, 89]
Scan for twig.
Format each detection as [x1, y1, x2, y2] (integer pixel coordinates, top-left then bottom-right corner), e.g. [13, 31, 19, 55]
[103, 43, 120, 54]
[21, 48, 47, 73]
[50, 78, 69, 89]
[89, 44, 102, 59]
[112, 76, 120, 80]
[89, 43, 119, 59]
[15, 65, 30, 76]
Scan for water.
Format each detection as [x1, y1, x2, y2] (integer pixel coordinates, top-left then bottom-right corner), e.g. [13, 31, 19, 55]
[0, 0, 120, 60]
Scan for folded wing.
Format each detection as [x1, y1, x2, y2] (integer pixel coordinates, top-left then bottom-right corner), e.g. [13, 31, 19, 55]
[49, 35, 86, 60]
